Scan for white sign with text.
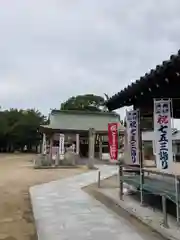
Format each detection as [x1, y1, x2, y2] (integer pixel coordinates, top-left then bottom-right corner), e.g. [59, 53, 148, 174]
[154, 99, 172, 171]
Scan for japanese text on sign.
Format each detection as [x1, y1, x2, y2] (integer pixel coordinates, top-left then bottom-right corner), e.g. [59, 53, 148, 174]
[108, 123, 118, 161]
[154, 100, 172, 171]
[126, 110, 139, 164]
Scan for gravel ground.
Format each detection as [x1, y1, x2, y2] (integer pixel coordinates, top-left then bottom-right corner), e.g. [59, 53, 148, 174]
[0, 154, 87, 240]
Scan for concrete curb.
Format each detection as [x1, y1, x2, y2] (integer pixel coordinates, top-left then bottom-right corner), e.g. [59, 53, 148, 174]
[84, 187, 178, 240]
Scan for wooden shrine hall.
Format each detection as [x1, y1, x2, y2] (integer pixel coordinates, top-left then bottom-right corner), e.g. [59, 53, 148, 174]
[38, 110, 124, 167]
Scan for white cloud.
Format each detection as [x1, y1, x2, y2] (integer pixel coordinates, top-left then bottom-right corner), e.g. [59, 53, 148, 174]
[0, 0, 180, 126]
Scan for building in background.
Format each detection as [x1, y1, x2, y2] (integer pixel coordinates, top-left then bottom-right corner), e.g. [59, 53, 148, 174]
[142, 128, 180, 163]
[39, 110, 124, 163]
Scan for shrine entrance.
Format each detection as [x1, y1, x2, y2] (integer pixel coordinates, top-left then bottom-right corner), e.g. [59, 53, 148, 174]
[79, 133, 89, 157]
[39, 110, 124, 167]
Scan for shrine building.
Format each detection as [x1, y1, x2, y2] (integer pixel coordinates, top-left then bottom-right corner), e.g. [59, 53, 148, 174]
[39, 109, 124, 161]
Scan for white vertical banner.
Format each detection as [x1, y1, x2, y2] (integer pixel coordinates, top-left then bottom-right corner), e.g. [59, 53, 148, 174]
[126, 109, 139, 164]
[154, 99, 172, 171]
[42, 133, 47, 155]
[59, 133, 65, 160]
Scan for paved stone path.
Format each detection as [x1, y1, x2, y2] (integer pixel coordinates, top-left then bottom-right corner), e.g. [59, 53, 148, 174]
[30, 165, 157, 240]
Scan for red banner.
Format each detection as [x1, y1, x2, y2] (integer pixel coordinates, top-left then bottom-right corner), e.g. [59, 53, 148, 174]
[108, 123, 118, 161]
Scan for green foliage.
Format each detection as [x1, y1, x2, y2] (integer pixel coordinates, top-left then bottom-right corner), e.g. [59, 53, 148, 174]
[0, 108, 47, 152]
[60, 94, 107, 112]
[104, 93, 109, 101]
[120, 119, 127, 127]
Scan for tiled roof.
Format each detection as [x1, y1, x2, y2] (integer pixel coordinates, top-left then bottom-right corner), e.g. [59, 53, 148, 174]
[41, 110, 124, 132]
[106, 49, 180, 111]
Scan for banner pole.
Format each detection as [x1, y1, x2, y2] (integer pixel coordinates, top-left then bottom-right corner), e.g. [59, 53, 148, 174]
[171, 99, 180, 223]
[117, 121, 120, 164]
[153, 98, 157, 168]
[138, 108, 143, 169]
[138, 108, 144, 205]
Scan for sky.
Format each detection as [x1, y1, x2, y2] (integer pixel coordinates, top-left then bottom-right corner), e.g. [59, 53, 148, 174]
[0, 0, 180, 123]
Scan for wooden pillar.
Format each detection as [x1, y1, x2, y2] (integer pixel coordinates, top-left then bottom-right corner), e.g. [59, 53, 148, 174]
[99, 135, 103, 160]
[76, 134, 80, 155]
[88, 128, 95, 169]
[49, 134, 53, 161]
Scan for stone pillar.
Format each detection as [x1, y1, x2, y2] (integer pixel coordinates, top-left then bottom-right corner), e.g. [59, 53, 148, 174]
[76, 134, 80, 155]
[42, 133, 47, 155]
[88, 128, 95, 169]
[99, 135, 103, 160]
[72, 143, 75, 153]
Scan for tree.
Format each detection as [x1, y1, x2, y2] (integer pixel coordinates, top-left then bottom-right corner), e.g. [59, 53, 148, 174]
[120, 117, 127, 127]
[123, 117, 127, 127]
[60, 94, 107, 112]
[104, 93, 109, 101]
[0, 108, 47, 152]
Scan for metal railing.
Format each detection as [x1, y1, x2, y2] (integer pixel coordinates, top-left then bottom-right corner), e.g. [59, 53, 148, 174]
[118, 164, 180, 226]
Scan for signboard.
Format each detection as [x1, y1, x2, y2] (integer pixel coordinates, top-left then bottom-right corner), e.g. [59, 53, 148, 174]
[154, 99, 172, 170]
[59, 133, 65, 160]
[126, 110, 139, 164]
[108, 123, 118, 161]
